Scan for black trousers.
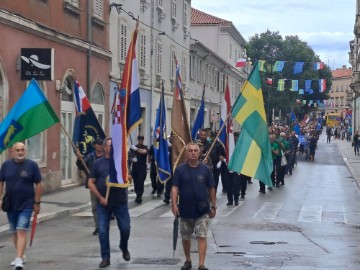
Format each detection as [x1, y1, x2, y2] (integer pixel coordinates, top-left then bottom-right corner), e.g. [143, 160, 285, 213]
[227, 172, 240, 202]
[164, 177, 173, 201]
[132, 165, 147, 198]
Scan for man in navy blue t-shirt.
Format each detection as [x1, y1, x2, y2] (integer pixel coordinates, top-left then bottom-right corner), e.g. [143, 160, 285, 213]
[171, 142, 216, 270]
[0, 142, 42, 270]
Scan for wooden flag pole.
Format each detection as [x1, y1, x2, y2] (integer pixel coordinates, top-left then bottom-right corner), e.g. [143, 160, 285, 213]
[203, 111, 232, 164]
[58, 121, 90, 175]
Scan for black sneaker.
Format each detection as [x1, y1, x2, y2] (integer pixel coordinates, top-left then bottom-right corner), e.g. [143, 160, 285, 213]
[226, 202, 233, 206]
[93, 228, 99, 235]
[235, 200, 239, 205]
[198, 266, 209, 270]
[151, 189, 156, 195]
[181, 260, 192, 270]
[163, 199, 170, 204]
[99, 259, 110, 268]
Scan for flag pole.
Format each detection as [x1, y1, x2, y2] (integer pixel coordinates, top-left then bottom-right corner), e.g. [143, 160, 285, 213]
[59, 121, 90, 175]
[203, 111, 232, 163]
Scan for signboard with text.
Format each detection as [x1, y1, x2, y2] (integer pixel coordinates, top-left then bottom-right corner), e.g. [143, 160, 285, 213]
[21, 48, 54, 81]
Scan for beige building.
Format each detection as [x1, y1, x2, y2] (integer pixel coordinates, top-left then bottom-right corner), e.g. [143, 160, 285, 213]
[325, 66, 352, 119]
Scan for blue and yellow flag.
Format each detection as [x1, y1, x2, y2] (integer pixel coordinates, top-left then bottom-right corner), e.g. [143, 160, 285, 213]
[228, 62, 273, 187]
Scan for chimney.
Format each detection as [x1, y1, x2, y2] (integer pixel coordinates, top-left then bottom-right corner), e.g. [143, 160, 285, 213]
[343, 65, 347, 69]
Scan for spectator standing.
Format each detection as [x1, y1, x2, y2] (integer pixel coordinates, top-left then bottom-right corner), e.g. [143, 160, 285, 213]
[0, 142, 42, 270]
[88, 138, 131, 268]
[353, 130, 360, 156]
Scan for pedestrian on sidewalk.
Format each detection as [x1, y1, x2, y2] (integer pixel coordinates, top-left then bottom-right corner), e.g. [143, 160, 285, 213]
[353, 130, 360, 156]
[76, 137, 104, 236]
[171, 142, 216, 270]
[326, 125, 332, 143]
[88, 138, 131, 268]
[0, 142, 42, 270]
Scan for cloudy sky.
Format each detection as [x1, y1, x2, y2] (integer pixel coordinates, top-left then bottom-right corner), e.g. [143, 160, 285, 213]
[191, 0, 356, 70]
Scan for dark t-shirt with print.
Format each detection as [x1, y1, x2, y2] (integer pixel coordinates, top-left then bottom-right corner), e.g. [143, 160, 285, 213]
[0, 159, 42, 211]
[173, 162, 215, 219]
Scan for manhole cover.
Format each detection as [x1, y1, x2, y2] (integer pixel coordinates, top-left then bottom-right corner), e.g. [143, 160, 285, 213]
[132, 257, 181, 265]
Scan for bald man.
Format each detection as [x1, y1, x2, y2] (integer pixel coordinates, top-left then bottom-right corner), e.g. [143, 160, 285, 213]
[0, 142, 42, 270]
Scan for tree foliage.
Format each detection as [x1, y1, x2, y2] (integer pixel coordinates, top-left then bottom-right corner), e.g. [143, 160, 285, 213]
[246, 30, 332, 124]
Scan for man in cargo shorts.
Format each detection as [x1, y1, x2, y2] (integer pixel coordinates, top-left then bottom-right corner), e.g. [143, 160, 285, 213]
[171, 142, 216, 270]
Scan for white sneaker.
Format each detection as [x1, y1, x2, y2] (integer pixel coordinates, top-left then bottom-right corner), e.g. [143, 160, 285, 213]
[13, 257, 23, 269]
[10, 255, 26, 266]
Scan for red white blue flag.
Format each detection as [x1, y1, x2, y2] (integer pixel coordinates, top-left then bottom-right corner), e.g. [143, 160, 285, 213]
[108, 23, 141, 187]
[319, 79, 326, 92]
[313, 62, 324, 70]
[72, 80, 106, 157]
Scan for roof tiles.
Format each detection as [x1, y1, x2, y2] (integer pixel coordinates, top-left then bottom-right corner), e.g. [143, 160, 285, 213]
[191, 8, 231, 25]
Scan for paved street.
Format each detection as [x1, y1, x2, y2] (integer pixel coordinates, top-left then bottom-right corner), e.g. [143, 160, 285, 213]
[1, 131, 360, 269]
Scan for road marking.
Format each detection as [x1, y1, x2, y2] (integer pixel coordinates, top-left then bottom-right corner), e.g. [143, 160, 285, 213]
[217, 201, 245, 217]
[129, 200, 164, 217]
[252, 202, 282, 220]
[298, 204, 322, 223]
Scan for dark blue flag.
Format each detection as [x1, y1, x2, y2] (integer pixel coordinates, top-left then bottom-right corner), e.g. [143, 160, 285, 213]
[191, 87, 205, 141]
[154, 84, 171, 183]
[72, 80, 106, 157]
[293, 62, 304, 74]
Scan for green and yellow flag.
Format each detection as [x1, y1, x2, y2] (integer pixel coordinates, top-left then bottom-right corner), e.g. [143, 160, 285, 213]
[228, 62, 273, 187]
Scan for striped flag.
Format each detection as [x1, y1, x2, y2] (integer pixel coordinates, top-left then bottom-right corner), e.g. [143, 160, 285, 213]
[108, 23, 141, 187]
[171, 57, 191, 171]
[0, 79, 59, 152]
[228, 62, 273, 187]
[219, 78, 234, 161]
[319, 79, 326, 92]
[72, 80, 106, 157]
[313, 62, 324, 70]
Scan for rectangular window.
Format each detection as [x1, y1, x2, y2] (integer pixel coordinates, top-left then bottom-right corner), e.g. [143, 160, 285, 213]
[197, 58, 202, 83]
[93, 0, 103, 19]
[219, 72, 224, 92]
[156, 41, 162, 75]
[139, 33, 146, 69]
[65, 0, 79, 6]
[182, 53, 187, 83]
[229, 44, 233, 58]
[170, 48, 176, 80]
[171, 0, 177, 19]
[120, 23, 127, 63]
[190, 54, 197, 80]
[214, 69, 218, 90]
[183, 2, 188, 28]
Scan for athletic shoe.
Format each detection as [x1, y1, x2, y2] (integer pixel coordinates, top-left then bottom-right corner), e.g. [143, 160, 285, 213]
[14, 258, 23, 270]
[10, 256, 26, 266]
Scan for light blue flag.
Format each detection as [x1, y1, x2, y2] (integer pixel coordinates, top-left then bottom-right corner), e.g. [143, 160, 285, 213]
[273, 61, 285, 72]
[291, 80, 298, 91]
[293, 62, 304, 74]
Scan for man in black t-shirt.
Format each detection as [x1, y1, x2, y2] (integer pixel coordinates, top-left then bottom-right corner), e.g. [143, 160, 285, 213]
[171, 142, 216, 270]
[88, 138, 131, 269]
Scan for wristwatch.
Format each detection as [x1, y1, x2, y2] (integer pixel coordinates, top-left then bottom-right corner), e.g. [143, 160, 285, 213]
[34, 201, 41, 205]
[211, 206, 217, 210]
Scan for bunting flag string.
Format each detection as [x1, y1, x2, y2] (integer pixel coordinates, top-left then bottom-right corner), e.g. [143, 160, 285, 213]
[256, 59, 325, 74]
[264, 78, 326, 93]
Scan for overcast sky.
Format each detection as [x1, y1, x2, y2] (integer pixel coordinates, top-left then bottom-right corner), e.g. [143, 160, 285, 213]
[191, 0, 356, 70]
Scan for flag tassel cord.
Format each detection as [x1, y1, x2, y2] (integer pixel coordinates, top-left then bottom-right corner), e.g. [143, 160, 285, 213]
[203, 111, 232, 163]
[59, 121, 90, 175]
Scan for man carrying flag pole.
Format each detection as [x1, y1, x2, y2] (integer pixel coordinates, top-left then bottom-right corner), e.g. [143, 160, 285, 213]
[87, 21, 141, 268]
[228, 61, 273, 188]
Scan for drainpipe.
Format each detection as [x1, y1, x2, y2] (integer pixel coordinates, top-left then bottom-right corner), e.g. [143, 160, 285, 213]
[87, 1, 92, 97]
[150, 0, 154, 141]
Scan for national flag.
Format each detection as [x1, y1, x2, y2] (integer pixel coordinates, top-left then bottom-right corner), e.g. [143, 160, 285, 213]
[191, 86, 205, 141]
[319, 79, 326, 92]
[293, 62, 304, 74]
[273, 61, 285, 72]
[108, 22, 141, 187]
[236, 58, 247, 68]
[277, 79, 285, 91]
[291, 80, 298, 91]
[153, 84, 171, 183]
[219, 78, 234, 162]
[171, 57, 191, 171]
[0, 79, 59, 152]
[293, 123, 301, 135]
[266, 78, 273, 85]
[228, 61, 273, 187]
[258, 60, 266, 72]
[290, 111, 296, 123]
[301, 114, 309, 124]
[72, 80, 106, 157]
[305, 80, 312, 92]
[299, 89, 304, 95]
[313, 62, 324, 70]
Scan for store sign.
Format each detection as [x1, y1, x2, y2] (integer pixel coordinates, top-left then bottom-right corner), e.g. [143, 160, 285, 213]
[21, 48, 54, 81]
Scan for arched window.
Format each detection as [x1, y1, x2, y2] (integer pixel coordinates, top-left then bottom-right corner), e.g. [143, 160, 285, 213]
[91, 82, 105, 129]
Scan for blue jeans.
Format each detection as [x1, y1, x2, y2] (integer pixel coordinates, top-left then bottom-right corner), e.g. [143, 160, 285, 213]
[97, 203, 131, 260]
[7, 209, 33, 232]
